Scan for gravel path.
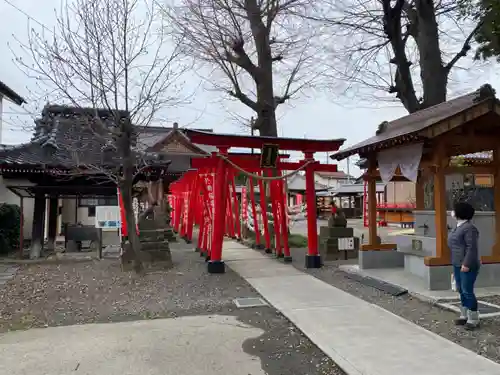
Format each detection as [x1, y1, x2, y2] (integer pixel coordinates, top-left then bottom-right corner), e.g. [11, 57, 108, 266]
[288, 247, 500, 364]
[0, 241, 344, 375]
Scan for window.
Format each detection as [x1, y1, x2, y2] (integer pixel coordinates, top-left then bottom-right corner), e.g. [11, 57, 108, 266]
[79, 197, 118, 207]
[88, 206, 96, 217]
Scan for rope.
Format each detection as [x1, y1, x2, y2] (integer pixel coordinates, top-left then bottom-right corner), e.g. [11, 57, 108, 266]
[216, 153, 313, 181]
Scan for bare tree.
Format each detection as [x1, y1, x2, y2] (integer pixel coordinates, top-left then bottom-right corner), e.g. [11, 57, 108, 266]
[14, 0, 187, 270]
[304, 0, 487, 113]
[163, 0, 320, 136]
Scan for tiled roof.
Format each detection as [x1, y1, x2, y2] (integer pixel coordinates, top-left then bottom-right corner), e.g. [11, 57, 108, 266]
[0, 105, 212, 173]
[461, 151, 492, 160]
[332, 84, 498, 161]
[287, 174, 328, 191]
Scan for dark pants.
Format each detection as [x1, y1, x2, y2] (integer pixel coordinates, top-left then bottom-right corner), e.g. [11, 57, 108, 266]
[453, 266, 478, 311]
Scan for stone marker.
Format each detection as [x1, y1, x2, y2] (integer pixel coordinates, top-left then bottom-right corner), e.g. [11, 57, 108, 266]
[318, 205, 359, 261]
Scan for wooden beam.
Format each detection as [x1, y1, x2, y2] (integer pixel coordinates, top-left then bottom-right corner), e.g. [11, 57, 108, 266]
[184, 129, 345, 152]
[366, 155, 379, 247]
[443, 166, 494, 175]
[425, 141, 451, 266]
[191, 157, 338, 172]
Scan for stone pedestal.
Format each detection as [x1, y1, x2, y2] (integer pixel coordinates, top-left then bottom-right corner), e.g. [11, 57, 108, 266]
[318, 226, 360, 261]
[121, 207, 173, 271]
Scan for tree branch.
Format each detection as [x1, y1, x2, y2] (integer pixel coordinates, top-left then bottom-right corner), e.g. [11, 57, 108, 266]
[444, 21, 483, 71]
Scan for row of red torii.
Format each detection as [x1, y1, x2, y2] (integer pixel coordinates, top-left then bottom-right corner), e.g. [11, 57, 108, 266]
[168, 130, 345, 273]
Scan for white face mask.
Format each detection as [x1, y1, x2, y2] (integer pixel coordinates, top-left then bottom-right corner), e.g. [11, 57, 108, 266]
[450, 210, 455, 219]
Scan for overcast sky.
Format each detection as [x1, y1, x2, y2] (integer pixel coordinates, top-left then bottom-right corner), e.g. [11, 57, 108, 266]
[1, 0, 499, 177]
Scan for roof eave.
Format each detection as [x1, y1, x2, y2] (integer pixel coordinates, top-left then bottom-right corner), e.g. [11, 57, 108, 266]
[0, 81, 26, 106]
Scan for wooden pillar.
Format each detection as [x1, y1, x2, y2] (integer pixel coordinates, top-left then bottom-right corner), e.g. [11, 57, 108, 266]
[46, 197, 59, 251]
[208, 148, 228, 273]
[367, 156, 378, 246]
[304, 152, 321, 268]
[415, 171, 425, 210]
[424, 145, 450, 266]
[30, 193, 46, 259]
[483, 146, 500, 263]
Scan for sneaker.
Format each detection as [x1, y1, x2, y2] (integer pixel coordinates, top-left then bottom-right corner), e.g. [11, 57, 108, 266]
[454, 307, 467, 326]
[465, 310, 480, 330]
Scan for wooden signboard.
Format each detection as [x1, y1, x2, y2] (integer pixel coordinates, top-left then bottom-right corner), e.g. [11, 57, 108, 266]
[260, 144, 279, 168]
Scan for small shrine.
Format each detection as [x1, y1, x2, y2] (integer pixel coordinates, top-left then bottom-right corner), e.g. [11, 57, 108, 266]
[332, 84, 500, 290]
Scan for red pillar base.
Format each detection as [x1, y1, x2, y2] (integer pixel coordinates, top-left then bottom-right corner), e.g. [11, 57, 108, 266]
[305, 254, 322, 269]
[265, 248, 272, 254]
[283, 256, 293, 263]
[276, 252, 285, 259]
[207, 260, 225, 274]
[183, 236, 192, 244]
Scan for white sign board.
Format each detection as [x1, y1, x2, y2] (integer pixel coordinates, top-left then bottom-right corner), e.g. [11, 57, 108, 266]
[338, 237, 355, 251]
[95, 206, 120, 230]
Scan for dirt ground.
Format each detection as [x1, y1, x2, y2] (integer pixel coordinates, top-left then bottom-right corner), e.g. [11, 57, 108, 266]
[0, 242, 344, 375]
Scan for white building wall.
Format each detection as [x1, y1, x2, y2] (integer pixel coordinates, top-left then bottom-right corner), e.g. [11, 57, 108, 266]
[315, 175, 349, 189]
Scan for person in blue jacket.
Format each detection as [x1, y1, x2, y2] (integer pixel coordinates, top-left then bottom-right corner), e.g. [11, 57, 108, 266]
[448, 201, 480, 330]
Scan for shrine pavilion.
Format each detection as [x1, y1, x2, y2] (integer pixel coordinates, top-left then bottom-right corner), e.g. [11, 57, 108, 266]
[0, 104, 213, 258]
[332, 84, 500, 290]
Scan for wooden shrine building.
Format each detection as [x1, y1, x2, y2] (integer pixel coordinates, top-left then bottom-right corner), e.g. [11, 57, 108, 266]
[0, 105, 212, 258]
[332, 84, 500, 290]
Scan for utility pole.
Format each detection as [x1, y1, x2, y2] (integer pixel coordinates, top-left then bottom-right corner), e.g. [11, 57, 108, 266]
[346, 156, 351, 183]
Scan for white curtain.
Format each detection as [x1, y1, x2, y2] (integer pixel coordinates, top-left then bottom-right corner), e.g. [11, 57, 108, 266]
[377, 143, 424, 183]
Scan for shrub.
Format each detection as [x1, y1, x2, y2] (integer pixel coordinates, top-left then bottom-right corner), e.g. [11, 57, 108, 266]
[288, 233, 308, 248]
[0, 203, 21, 255]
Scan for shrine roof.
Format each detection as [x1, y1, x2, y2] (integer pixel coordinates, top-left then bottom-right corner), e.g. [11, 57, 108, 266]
[332, 84, 500, 161]
[184, 129, 345, 152]
[0, 80, 26, 105]
[0, 104, 212, 173]
[316, 171, 353, 179]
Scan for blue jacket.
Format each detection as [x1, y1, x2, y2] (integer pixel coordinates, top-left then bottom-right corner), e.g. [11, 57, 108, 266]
[447, 221, 480, 269]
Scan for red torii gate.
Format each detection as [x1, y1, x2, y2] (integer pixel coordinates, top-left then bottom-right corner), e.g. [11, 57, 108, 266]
[172, 130, 345, 273]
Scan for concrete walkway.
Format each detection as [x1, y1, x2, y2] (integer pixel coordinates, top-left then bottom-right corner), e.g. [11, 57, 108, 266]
[223, 241, 500, 375]
[0, 315, 266, 375]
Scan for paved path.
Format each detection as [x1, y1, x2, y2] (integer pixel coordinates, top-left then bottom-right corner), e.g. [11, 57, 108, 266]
[223, 241, 500, 375]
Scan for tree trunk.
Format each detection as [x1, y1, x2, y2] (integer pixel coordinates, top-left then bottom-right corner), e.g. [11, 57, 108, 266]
[246, 0, 278, 137]
[118, 119, 144, 274]
[120, 178, 144, 274]
[414, 0, 447, 109]
[255, 80, 278, 137]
